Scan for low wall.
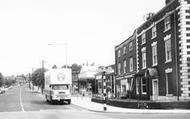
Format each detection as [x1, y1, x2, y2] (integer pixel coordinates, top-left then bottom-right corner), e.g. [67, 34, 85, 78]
[91, 98, 190, 109]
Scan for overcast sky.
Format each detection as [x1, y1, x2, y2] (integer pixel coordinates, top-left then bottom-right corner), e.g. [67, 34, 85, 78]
[0, 0, 165, 76]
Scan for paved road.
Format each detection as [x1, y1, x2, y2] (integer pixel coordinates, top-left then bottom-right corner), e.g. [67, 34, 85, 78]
[0, 84, 86, 112]
[0, 84, 190, 119]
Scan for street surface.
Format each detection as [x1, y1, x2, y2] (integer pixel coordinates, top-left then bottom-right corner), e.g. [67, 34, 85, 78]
[0, 84, 189, 119]
[0, 85, 86, 112]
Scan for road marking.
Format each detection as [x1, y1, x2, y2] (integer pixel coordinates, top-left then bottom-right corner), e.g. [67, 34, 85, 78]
[19, 86, 25, 112]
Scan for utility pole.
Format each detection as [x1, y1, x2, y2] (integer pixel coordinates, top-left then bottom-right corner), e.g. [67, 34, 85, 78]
[32, 68, 34, 90]
[42, 60, 44, 94]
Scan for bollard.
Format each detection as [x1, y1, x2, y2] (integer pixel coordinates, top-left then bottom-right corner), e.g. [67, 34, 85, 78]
[103, 103, 107, 111]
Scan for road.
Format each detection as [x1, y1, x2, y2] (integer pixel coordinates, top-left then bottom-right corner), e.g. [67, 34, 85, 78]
[0, 84, 190, 119]
[0, 84, 86, 112]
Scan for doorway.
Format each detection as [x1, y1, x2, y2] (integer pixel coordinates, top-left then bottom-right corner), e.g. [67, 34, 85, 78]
[152, 79, 158, 101]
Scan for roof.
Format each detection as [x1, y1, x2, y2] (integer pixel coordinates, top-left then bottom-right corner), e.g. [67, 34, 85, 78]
[78, 65, 98, 79]
[115, 30, 136, 50]
[137, 0, 178, 34]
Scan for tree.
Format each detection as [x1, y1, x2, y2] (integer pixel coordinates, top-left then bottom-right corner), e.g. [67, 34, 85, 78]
[71, 63, 82, 73]
[0, 73, 4, 87]
[61, 65, 71, 68]
[52, 65, 57, 69]
[31, 68, 46, 92]
[4, 78, 16, 87]
[71, 63, 82, 92]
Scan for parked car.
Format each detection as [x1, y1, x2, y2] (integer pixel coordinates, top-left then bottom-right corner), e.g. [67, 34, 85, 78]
[0, 88, 5, 94]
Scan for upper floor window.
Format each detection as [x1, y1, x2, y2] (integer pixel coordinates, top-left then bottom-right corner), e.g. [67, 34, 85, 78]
[124, 60, 126, 73]
[142, 32, 146, 44]
[123, 46, 126, 55]
[164, 16, 171, 31]
[164, 35, 172, 62]
[152, 24, 157, 39]
[129, 57, 133, 72]
[129, 42, 133, 51]
[117, 50, 121, 57]
[118, 63, 121, 75]
[152, 42, 158, 66]
[142, 48, 146, 69]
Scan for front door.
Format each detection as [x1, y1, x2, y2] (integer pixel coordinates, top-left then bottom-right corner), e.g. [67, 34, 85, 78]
[152, 79, 158, 101]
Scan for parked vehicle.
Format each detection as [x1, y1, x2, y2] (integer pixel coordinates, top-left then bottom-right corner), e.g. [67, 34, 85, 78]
[0, 88, 6, 94]
[43, 68, 72, 104]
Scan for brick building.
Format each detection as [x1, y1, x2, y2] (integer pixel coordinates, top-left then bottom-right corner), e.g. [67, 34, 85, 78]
[115, 31, 137, 98]
[134, 0, 190, 101]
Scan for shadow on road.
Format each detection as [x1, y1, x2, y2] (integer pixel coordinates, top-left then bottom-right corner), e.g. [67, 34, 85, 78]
[25, 90, 40, 94]
[30, 98, 69, 106]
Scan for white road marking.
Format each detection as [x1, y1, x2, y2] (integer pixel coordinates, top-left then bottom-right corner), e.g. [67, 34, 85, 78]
[19, 87, 25, 112]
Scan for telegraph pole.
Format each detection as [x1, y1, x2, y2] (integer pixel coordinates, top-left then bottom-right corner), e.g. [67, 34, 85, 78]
[42, 60, 44, 94]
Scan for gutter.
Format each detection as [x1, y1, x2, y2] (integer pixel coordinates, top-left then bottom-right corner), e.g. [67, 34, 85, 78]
[174, 9, 179, 101]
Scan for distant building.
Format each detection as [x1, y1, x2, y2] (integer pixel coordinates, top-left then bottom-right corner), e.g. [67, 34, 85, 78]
[105, 65, 115, 97]
[115, 31, 137, 98]
[94, 65, 115, 98]
[78, 65, 98, 94]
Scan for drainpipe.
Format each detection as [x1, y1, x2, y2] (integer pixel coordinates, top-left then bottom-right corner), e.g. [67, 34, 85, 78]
[174, 10, 179, 101]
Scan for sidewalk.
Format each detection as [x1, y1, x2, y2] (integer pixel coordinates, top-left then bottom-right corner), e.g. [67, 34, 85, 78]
[71, 95, 190, 114]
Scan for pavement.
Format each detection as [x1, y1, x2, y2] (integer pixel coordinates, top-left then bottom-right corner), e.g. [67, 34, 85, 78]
[30, 86, 190, 114]
[71, 95, 190, 114]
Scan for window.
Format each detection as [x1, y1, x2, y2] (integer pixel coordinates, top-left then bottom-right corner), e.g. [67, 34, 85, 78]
[121, 80, 127, 96]
[141, 78, 147, 94]
[164, 16, 171, 31]
[118, 63, 121, 75]
[164, 35, 172, 62]
[142, 48, 146, 69]
[117, 50, 121, 57]
[124, 60, 126, 73]
[152, 42, 157, 66]
[142, 33, 146, 44]
[152, 24, 157, 38]
[123, 46, 126, 55]
[129, 57, 133, 72]
[129, 42, 133, 51]
[52, 85, 69, 90]
[165, 73, 173, 95]
[136, 79, 140, 94]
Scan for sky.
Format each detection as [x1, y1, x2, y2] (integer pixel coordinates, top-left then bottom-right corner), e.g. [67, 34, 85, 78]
[0, 0, 165, 76]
